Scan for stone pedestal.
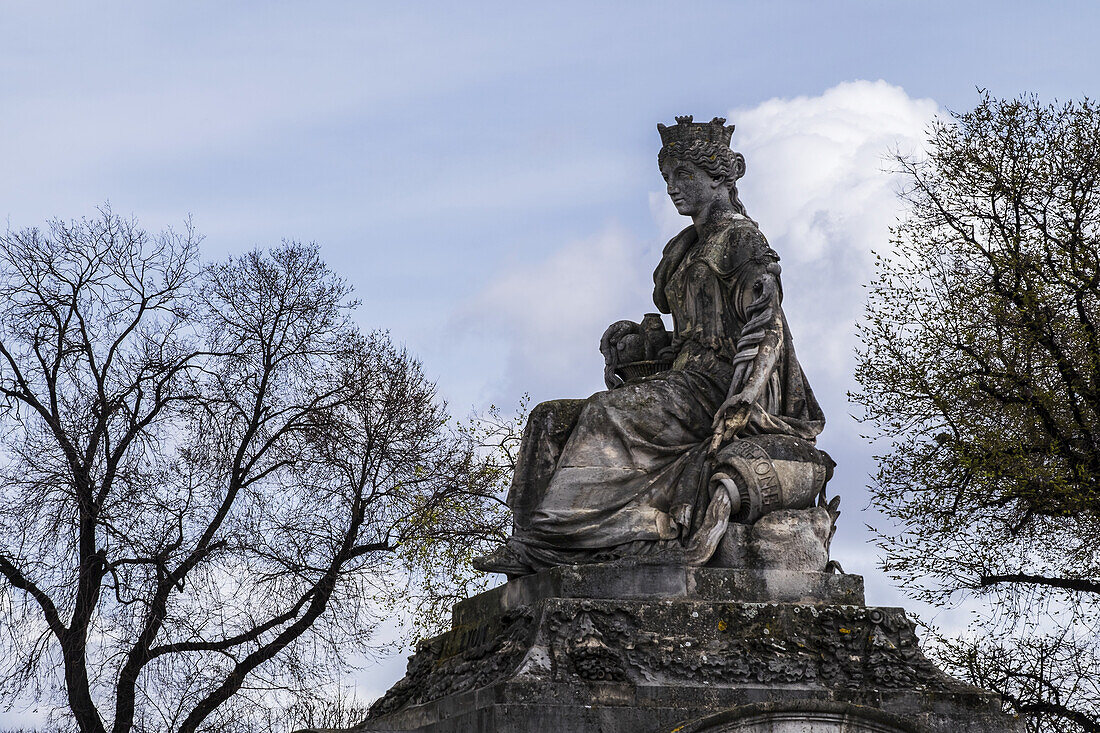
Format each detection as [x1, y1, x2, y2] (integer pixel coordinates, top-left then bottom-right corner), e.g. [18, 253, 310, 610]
[344, 564, 1021, 733]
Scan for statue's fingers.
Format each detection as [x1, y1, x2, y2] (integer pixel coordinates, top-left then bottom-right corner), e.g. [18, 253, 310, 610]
[707, 428, 724, 456]
[722, 410, 750, 442]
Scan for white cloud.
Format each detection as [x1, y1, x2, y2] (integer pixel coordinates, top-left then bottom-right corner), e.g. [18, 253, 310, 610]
[730, 82, 938, 391]
[733, 80, 936, 266]
[459, 224, 662, 401]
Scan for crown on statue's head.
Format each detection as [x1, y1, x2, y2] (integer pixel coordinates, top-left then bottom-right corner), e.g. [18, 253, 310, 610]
[657, 115, 735, 149]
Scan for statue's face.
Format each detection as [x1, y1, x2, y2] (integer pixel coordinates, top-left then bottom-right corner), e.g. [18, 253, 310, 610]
[661, 158, 725, 217]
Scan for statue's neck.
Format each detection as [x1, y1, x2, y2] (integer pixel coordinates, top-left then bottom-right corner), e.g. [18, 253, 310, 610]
[692, 199, 738, 240]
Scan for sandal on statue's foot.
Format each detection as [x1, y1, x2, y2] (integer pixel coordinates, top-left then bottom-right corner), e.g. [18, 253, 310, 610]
[472, 544, 534, 577]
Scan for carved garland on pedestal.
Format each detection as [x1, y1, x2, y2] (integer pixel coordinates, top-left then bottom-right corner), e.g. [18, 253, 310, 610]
[367, 599, 952, 721]
[544, 601, 945, 690]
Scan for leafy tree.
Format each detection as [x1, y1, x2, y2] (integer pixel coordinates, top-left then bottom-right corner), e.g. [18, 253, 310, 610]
[0, 209, 508, 733]
[393, 398, 523, 642]
[852, 94, 1100, 732]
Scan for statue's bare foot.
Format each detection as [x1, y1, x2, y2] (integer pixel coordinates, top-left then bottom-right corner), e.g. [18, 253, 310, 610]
[684, 484, 733, 566]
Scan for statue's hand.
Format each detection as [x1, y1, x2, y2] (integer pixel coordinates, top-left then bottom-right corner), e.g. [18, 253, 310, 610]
[717, 391, 752, 431]
[708, 391, 761, 449]
[670, 503, 693, 532]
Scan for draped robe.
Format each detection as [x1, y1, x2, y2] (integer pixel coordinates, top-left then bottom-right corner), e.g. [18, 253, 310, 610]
[505, 213, 824, 569]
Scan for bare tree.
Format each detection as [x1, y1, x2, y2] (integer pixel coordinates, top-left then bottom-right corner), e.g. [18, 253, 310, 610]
[852, 95, 1100, 732]
[0, 209, 507, 732]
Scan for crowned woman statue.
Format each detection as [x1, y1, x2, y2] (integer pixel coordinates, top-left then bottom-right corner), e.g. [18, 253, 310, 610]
[475, 116, 833, 577]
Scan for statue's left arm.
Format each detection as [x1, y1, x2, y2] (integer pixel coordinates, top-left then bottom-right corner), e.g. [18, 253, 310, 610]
[710, 259, 785, 445]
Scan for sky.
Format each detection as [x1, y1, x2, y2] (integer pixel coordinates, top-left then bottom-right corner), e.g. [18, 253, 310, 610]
[2, 0, 1100, 724]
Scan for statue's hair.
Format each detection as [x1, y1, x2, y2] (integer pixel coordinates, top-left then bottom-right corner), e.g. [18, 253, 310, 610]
[658, 140, 752, 220]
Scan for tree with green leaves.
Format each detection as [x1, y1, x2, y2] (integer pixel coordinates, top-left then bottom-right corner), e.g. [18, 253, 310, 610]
[0, 209, 509, 733]
[852, 94, 1100, 732]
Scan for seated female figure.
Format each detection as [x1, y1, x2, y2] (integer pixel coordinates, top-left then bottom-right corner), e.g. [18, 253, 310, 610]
[476, 116, 830, 577]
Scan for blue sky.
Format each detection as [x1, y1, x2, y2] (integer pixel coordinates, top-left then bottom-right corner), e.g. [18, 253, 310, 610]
[3, 0, 1100, 720]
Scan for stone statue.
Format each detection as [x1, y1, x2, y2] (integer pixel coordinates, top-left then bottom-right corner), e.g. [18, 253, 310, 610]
[475, 116, 835, 577]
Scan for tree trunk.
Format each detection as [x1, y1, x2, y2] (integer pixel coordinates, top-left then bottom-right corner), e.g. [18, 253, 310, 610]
[62, 629, 107, 733]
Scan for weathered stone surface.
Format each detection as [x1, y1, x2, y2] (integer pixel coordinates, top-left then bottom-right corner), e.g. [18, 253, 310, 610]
[713, 508, 835, 572]
[451, 564, 865, 628]
[676, 700, 1003, 732]
[476, 117, 833, 577]
[338, 564, 1021, 733]
[354, 684, 1015, 733]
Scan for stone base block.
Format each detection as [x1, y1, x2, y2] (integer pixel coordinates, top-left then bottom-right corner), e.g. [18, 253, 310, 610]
[324, 564, 1020, 733]
[451, 564, 865, 628]
[360, 683, 1015, 733]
